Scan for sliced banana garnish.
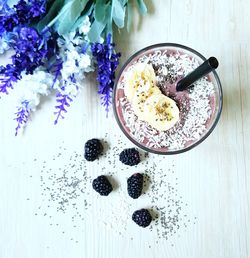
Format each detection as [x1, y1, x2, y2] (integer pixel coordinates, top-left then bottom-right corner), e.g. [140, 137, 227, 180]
[144, 94, 180, 131]
[124, 63, 156, 101]
[132, 83, 161, 120]
[123, 62, 179, 131]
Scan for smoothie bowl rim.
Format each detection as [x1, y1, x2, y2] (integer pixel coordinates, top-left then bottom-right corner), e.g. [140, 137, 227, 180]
[112, 42, 223, 155]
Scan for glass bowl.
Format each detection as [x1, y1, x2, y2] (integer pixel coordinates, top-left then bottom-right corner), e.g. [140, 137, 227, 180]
[113, 43, 223, 154]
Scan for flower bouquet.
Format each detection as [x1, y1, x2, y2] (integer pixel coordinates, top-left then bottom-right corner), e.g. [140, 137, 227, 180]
[0, 0, 148, 135]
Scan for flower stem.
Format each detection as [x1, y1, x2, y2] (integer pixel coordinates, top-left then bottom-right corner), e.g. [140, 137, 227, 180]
[47, 10, 64, 28]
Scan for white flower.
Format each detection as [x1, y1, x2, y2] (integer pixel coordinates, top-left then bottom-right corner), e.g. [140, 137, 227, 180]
[35, 83, 50, 95]
[63, 82, 79, 97]
[54, 79, 79, 98]
[33, 71, 54, 94]
[58, 29, 86, 52]
[68, 31, 76, 41]
[22, 92, 40, 111]
[0, 32, 10, 54]
[0, 39, 9, 54]
[79, 16, 91, 35]
[74, 73, 85, 81]
[78, 54, 91, 69]
[57, 37, 65, 48]
[61, 58, 77, 80]
[70, 49, 80, 60]
[62, 31, 76, 44]
[57, 33, 95, 96]
[18, 70, 53, 94]
[71, 36, 84, 46]
[17, 69, 56, 111]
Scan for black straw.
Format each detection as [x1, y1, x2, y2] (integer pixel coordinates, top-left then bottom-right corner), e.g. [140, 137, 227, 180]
[176, 57, 219, 91]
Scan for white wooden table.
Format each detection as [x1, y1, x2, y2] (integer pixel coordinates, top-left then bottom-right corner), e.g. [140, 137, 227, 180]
[1, 0, 250, 257]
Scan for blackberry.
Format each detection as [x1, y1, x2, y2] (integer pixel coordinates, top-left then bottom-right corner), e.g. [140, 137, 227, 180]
[132, 209, 152, 228]
[84, 139, 103, 161]
[92, 175, 113, 196]
[127, 173, 143, 199]
[119, 148, 140, 166]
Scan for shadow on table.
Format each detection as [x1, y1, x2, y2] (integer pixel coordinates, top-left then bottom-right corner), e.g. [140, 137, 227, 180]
[107, 175, 119, 192]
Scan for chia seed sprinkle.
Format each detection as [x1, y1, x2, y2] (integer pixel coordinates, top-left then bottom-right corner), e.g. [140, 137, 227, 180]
[27, 134, 196, 244]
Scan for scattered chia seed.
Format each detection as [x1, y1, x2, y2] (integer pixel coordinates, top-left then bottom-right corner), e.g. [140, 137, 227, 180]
[27, 135, 196, 244]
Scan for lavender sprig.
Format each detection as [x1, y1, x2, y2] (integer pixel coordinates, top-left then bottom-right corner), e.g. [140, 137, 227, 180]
[91, 33, 121, 114]
[48, 58, 63, 89]
[0, 74, 16, 94]
[0, 0, 47, 35]
[54, 90, 73, 125]
[0, 27, 53, 95]
[14, 100, 31, 136]
[0, 64, 20, 94]
[49, 58, 75, 125]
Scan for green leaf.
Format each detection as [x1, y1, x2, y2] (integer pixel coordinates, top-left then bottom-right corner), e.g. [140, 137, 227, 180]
[36, 0, 64, 32]
[71, 1, 94, 31]
[126, 0, 133, 31]
[136, 0, 147, 15]
[88, 19, 106, 42]
[88, 2, 116, 42]
[120, 0, 128, 6]
[112, 0, 125, 28]
[64, 0, 75, 3]
[71, 15, 86, 31]
[105, 4, 112, 35]
[56, 0, 88, 36]
[94, 0, 107, 22]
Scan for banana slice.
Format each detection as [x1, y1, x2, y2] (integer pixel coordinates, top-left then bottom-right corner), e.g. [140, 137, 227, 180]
[132, 83, 161, 120]
[124, 63, 156, 101]
[144, 94, 180, 131]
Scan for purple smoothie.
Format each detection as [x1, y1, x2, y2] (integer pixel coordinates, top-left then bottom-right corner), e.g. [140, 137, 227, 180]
[114, 45, 222, 154]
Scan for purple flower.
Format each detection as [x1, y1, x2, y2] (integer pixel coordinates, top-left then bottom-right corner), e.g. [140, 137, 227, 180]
[50, 57, 81, 124]
[91, 33, 121, 113]
[0, 0, 47, 35]
[14, 0, 46, 21]
[48, 58, 63, 89]
[0, 26, 55, 95]
[28, 0, 46, 18]
[54, 90, 73, 125]
[0, 64, 20, 94]
[13, 27, 50, 71]
[14, 100, 31, 136]
[0, 0, 9, 11]
[0, 14, 19, 34]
